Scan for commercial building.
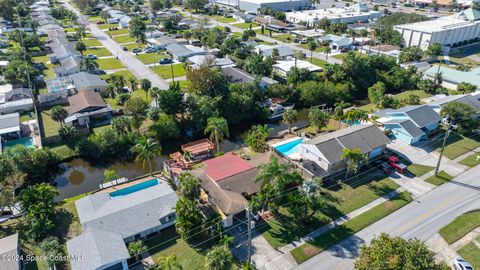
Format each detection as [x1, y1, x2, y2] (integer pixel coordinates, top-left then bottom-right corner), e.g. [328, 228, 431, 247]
[285, 3, 381, 25]
[214, 0, 311, 13]
[394, 8, 480, 50]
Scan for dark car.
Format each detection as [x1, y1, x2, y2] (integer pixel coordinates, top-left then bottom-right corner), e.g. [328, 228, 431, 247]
[88, 70, 106, 75]
[159, 58, 173, 64]
[122, 46, 128, 51]
[132, 48, 142, 53]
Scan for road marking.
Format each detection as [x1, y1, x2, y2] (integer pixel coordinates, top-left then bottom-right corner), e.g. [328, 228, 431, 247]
[395, 196, 454, 235]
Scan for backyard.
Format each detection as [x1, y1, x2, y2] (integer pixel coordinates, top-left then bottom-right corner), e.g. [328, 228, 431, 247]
[151, 64, 186, 79]
[358, 90, 432, 112]
[40, 108, 62, 138]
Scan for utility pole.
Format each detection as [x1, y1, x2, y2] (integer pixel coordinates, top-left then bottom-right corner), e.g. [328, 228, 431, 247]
[435, 120, 452, 176]
[246, 207, 252, 265]
[170, 62, 175, 83]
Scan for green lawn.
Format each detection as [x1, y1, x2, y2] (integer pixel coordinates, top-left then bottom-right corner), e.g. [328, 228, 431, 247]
[271, 33, 294, 43]
[88, 16, 103, 23]
[113, 35, 135, 44]
[458, 242, 480, 269]
[298, 43, 325, 52]
[105, 28, 129, 36]
[359, 90, 432, 112]
[40, 109, 62, 137]
[83, 38, 102, 47]
[97, 23, 117, 29]
[20, 112, 35, 122]
[216, 17, 237, 23]
[434, 132, 480, 160]
[105, 97, 123, 109]
[96, 58, 124, 70]
[459, 152, 480, 167]
[291, 191, 412, 264]
[309, 57, 329, 68]
[424, 170, 453, 186]
[131, 89, 152, 103]
[100, 69, 135, 80]
[84, 47, 112, 57]
[50, 144, 78, 160]
[136, 52, 167, 64]
[232, 22, 259, 29]
[32, 55, 56, 80]
[439, 211, 480, 244]
[407, 164, 434, 177]
[177, 80, 191, 90]
[122, 42, 145, 51]
[262, 177, 400, 249]
[151, 64, 186, 79]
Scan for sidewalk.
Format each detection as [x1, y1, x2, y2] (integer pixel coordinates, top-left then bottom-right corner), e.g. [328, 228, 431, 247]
[427, 227, 480, 266]
[453, 146, 480, 163]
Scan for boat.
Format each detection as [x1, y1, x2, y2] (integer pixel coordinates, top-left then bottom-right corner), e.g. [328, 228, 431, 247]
[262, 99, 294, 120]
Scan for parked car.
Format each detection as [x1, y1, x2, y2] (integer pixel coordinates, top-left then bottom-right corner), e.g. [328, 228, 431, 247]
[453, 257, 474, 270]
[96, 21, 105, 25]
[299, 38, 308, 44]
[144, 47, 158, 53]
[85, 54, 97, 60]
[159, 58, 173, 64]
[387, 156, 407, 174]
[132, 48, 142, 53]
[122, 46, 128, 51]
[88, 70, 106, 75]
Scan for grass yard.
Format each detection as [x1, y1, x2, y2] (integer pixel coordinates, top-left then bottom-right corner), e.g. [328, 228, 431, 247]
[290, 191, 412, 264]
[232, 22, 259, 29]
[177, 80, 191, 90]
[459, 152, 480, 167]
[310, 57, 329, 68]
[40, 109, 62, 137]
[151, 64, 186, 79]
[83, 38, 102, 47]
[407, 164, 434, 177]
[424, 170, 453, 186]
[84, 47, 112, 57]
[88, 16, 103, 23]
[97, 23, 117, 30]
[216, 17, 238, 23]
[32, 55, 57, 80]
[359, 90, 432, 112]
[105, 97, 123, 109]
[298, 43, 325, 52]
[131, 89, 152, 103]
[434, 132, 480, 160]
[100, 69, 135, 80]
[113, 35, 135, 44]
[50, 144, 78, 160]
[20, 112, 35, 122]
[105, 28, 129, 36]
[439, 211, 480, 244]
[458, 242, 480, 269]
[271, 33, 294, 43]
[262, 177, 400, 249]
[123, 42, 145, 51]
[96, 58, 124, 70]
[136, 52, 166, 65]
[297, 122, 338, 134]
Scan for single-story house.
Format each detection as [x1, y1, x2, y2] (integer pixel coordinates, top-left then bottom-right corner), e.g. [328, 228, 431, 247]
[318, 34, 353, 51]
[426, 94, 480, 114]
[191, 153, 270, 227]
[291, 29, 325, 38]
[232, 12, 255, 23]
[400, 61, 431, 73]
[359, 45, 401, 62]
[374, 105, 441, 145]
[273, 59, 322, 77]
[425, 66, 480, 91]
[0, 113, 20, 140]
[119, 16, 131, 28]
[298, 124, 391, 174]
[187, 55, 235, 69]
[54, 55, 83, 77]
[222, 66, 279, 89]
[255, 45, 294, 60]
[146, 30, 164, 39]
[65, 90, 112, 126]
[0, 234, 21, 270]
[166, 43, 207, 62]
[67, 180, 178, 270]
[147, 36, 177, 50]
[47, 40, 79, 64]
[70, 72, 108, 93]
[0, 84, 34, 114]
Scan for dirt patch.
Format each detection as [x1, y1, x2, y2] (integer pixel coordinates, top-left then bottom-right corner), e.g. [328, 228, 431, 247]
[303, 245, 320, 257]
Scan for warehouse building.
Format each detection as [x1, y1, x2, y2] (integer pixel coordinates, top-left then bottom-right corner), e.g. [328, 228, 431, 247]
[214, 0, 311, 13]
[394, 8, 480, 50]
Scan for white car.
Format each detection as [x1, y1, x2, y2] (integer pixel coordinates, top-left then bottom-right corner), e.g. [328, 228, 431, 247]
[453, 257, 474, 270]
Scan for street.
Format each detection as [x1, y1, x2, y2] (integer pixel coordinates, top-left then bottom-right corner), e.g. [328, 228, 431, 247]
[61, 0, 170, 89]
[295, 165, 480, 270]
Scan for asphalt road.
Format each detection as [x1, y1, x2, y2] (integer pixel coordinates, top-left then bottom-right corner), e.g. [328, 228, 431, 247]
[295, 165, 480, 270]
[61, 0, 170, 89]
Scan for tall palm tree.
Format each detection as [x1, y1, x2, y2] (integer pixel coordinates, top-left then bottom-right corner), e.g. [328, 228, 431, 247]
[128, 77, 138, 92]
[110, 74, 126, 94]
[75, 26, 87, 41]
[51, 105, 68, 127]
[132, 137, 162, 176]
[341, 148, 367, 179]
[156, 255, 182, 270]
[204, 117, 229, 153]
[205, 245, 233, 270]
[149, 87, 162, 107]
[346, 109, 368, 125]
[334, 101, 350, 129]
[105, 84, 116, 98]
[308, 40, 317, 63]
[283, 109, 298, 134]
[324, 46, 331, 62]
[80, 58, 98, 72]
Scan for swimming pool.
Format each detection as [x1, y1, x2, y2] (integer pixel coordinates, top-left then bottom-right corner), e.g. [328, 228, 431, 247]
[275, 138, 304, 157]
[3, 137, 35, 150]
[110, 178, 159, 198]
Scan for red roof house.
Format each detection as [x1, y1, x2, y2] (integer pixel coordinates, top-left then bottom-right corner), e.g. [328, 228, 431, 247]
[204, 153, 253, 182]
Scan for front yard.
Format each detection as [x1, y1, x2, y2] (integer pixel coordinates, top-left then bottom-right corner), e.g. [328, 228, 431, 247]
[113, 35, 136, 44]
[100, 69, 135, 80]
[96, 58, 124, 70]
[84, 47, 112, 57]
[424, 170, 453, 186]
[261, 176, 400, 249]
[82, 38, 102, 47]
[439, 211, 480, 244]
[270, 33, 294, 43]
[434, 132, 480, 160]
[459, 152, 480, 167]
[407, 164, 434, 177]
[232, 22, 259, 29]
[151, 64, 186, 79]
[136, 52, 167, 65]
[458, 241, 480, 269]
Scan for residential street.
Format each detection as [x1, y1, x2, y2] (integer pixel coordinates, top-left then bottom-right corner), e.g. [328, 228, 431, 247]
[295, 165, 480, 270]
[61, 0, 170, 89]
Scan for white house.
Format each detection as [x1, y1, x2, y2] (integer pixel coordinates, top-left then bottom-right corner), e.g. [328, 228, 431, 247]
[273, 59, 322, 77]
[0, 84, 34, 114]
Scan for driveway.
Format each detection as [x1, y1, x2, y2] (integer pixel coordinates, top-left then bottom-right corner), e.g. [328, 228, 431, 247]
[61, 0, 170, 89]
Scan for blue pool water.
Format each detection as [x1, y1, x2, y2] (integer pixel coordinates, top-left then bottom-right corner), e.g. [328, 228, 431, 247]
[275, 138, 304, 156]
[3, 137, 35, 150]
[110, 178, 159, 198]
[342, 120, 362, 126]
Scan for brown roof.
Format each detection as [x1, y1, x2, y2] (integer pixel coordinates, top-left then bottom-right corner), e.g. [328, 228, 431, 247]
[181, 139, 215, 156]
[68, 90, 107, 114]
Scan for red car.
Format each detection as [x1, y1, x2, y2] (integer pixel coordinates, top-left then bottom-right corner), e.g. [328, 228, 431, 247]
[96, 21, 105, 25]
[388, 156, 407, 173]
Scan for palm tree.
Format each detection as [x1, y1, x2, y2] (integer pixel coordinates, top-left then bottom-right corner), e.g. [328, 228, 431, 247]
[346, 109, 368, 125]
[283, 109, 298, 134]
[205, 245, 233, 270]
[156, 255, 182, 270]
[112, 116, 131, 136]
[103, 169, 119, 183]
[324, 46, 331, 62]
[128, 240, 146, 261]
[204, 117, 229, 153]
[149, 87, 162, 107]
[334, 101, 350, 129]
[105, 84, 116, 98]
[426, 43, 442, 85]
[51, 105, 68, 126]
[75, 26, 87, 41]
[308, 40, 317, 63]
[132, 137, 162, 176]
[341, 148, 367, 179]
[128, 77, 138, 92]
[80, 58, 98, 72]
[110, 74, 126, 94]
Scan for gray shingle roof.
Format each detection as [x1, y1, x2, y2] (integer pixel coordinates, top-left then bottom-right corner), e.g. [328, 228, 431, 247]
[0, 234, 19, 270]
[261, 46, 294, 58]
[166, 43, 192, 58]
[429, 94, 480, 111]
[396, 105, 441, 127]
[75, 181, 178, 239]
[69, 72, 107, 90]
[0, 113, 20, 135]
[67, 229, 129, 270]
[303, 124, 390, 164]
[385, 119, 426, 138]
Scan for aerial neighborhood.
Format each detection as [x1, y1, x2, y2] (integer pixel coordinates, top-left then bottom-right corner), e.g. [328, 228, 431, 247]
[1, 0, 480, 269]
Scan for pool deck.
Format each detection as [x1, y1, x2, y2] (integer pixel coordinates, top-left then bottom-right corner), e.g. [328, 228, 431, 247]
[97, 173, 165, 194]
[270, 136, 304, 148]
